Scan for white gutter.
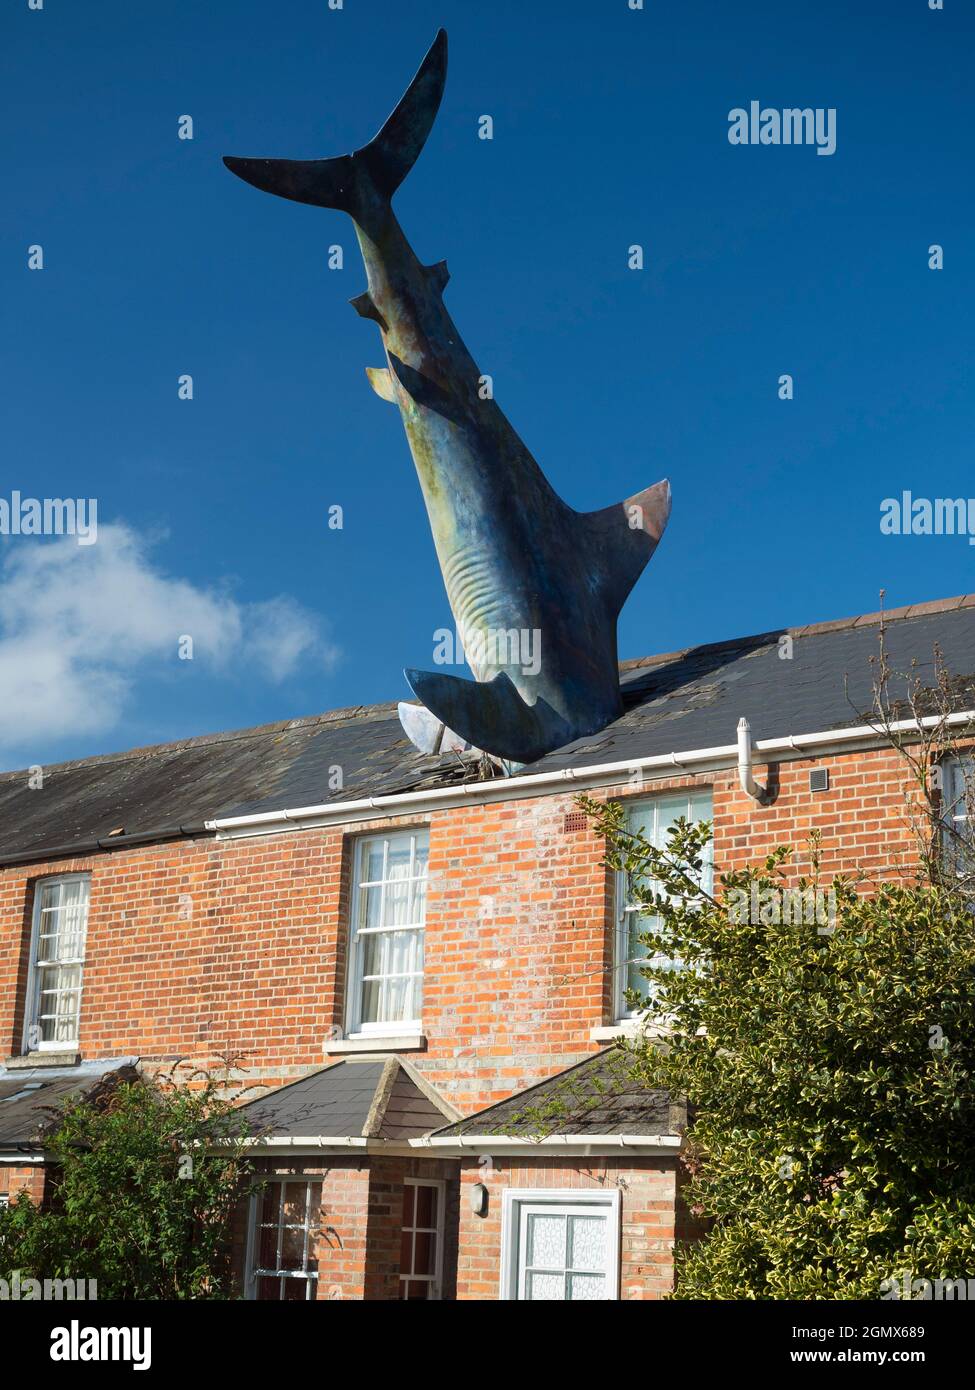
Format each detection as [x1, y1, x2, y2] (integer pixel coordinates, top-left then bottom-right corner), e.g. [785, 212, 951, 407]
[206, 709, 975, 839]
[218, 1134, 682, 1156]
[417, 1134, 682, 1153]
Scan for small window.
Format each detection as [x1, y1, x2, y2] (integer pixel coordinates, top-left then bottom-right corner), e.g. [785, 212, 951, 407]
[347, 829, 429, 1035]
[614, 789, 713, 1021]
[500, 1189, 620, 1301]
[24, 874, 91, 1052]
[246, 1179, 322, 1301]
[399, 1177, 445, 1300]
[942, 755, 974, 859]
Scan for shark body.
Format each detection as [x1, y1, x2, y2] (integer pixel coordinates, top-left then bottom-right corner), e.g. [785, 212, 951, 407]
[224, 29, 670, 764]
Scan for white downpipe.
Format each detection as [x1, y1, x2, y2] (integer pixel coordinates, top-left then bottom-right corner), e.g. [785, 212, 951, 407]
[737, 717, 768, 804]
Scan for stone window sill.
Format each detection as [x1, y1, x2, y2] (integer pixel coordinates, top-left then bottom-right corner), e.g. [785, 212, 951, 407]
[3, 1051, 80, 1070]
[323, 1034, 427, 1055]
[590, 1020, 672, 1043]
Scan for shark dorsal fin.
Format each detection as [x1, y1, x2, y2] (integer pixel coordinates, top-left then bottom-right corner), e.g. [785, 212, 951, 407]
[584, 478, 671, 618]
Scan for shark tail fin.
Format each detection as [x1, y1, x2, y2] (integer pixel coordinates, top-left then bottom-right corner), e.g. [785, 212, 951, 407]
[222, 30, 447, 211]
[403, 669, 570, 768]
[584, 478, 672, 618]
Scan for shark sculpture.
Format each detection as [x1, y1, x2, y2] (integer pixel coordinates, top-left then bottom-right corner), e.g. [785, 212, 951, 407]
[224, 29, 670, 765]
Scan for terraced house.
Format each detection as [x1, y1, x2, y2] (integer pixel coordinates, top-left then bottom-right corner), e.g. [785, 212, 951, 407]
[2, 594, 973, 1300]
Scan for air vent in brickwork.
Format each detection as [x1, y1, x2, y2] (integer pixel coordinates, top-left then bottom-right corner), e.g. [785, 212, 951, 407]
[563, 812, 588, 833]
[809, 768, 829, 793]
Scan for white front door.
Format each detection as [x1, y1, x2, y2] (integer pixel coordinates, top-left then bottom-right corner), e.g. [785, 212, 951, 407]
[515, 1201, 614, 1301]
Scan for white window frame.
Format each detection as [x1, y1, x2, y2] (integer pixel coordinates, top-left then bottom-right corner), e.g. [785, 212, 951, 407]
[346, 829, 429, 1037]
[942, 755, 973, 837]
[399, 1176, 445, 1300]
[499, 1188, 621, 1301]
[614, 789, 713, 1022]
[244, 1177, 322, 1301]
[22, 873, 91, 1053]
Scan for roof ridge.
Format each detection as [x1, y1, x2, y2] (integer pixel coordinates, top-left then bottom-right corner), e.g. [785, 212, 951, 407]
[4, 592, 973, 780]
[0, 699, 408, 782]
[618, 593, 975, 673]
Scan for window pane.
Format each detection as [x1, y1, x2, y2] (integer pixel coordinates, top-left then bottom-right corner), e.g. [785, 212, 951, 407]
[384, 974, 412, 1023]
[385, 874, 412, 926]
[526, 1213, 566, 1269]
[360, 931, 386, 978]
[280, 1223, 306, 1269]
[386, 929, 420, 976]
[256, 1276, 281, 1301]
[358, 885, 383, 932]
[402, 1184, 416, 1227]
[360, 978, 382, 1024]
[386, 838, 413, 880]
[258, 1221, 279, 1269]
[413, 1230, 435, 1276]
[38, 881, 62, 913]
[282, 1277, 310, 1301]
[413, 1183, 435, 1228]
[568, 1215, 607, 1272]
[526, 1272, 564, 1301]
[568, 1272, 606, 1300]
[362, 840, 386, 882]
[260, 1184, 278, 1224]
[281, 1183, 307, 1223]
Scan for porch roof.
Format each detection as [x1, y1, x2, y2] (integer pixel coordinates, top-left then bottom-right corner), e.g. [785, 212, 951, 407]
[430, 1048, 685, 1140]
[236, 1056, 459, 1142]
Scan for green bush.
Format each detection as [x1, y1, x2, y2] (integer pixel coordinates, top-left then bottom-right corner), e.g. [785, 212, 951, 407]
[581, 795, 975, 1299]
[0, 1068, 252, 1299]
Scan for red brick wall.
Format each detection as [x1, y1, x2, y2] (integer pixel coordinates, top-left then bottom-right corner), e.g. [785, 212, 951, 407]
[455, 1156, 680, 1300]
[0, 1163, 46, 1204]
[0, 747, 921, 1112]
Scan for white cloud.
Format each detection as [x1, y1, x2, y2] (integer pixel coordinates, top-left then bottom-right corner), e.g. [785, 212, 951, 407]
[0, 523, 339, 752]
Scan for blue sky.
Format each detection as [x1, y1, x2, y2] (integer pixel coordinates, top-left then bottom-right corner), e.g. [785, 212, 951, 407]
[2, 0, 972, 768]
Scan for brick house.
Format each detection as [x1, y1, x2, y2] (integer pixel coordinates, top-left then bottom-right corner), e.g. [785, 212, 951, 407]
[2, 595, 973, 1299]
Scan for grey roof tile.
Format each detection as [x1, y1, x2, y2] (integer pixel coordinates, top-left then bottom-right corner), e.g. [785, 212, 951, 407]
[0, 1058, 140, 1148]
[3, 596, 975, 863]
[432, 1049, 681, 1138]
[238, 1057, 455, 1141]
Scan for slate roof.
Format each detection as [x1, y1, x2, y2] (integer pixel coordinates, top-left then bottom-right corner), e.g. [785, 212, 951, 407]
[2, 593, 975, 865]
[431, 1049, 684, 1139]
[0, 1057, 140, 1149]
[237, 1057, 458, 1141]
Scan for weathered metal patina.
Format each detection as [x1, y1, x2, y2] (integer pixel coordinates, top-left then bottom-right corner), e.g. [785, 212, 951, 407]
[224, 30, 670, 764]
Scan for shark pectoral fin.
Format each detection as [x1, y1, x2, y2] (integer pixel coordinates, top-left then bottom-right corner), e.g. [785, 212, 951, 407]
[584, 478, 672, 618]
[366, 367, 397, 403]
[404, 669, 570, 766]
[398, 702, 472, 755]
